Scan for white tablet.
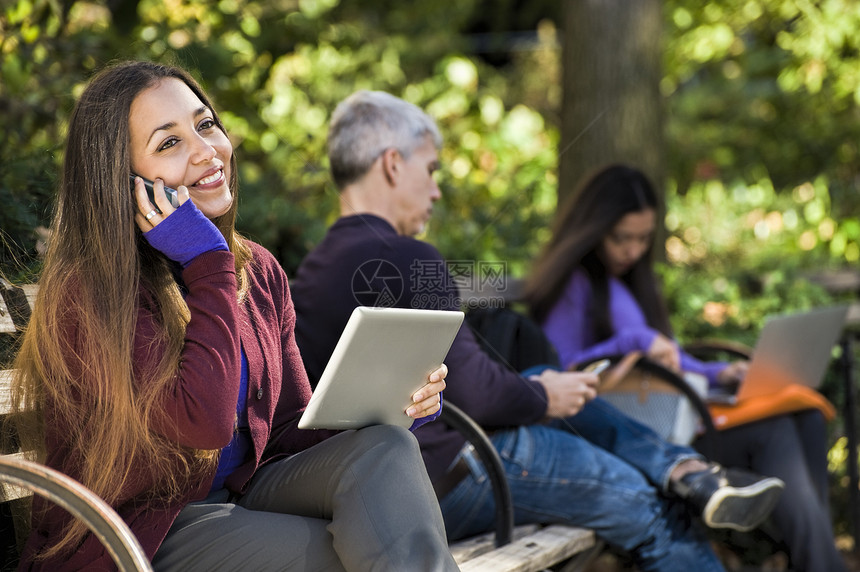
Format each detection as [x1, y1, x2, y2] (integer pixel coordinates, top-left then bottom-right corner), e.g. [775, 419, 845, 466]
[298, 306, 464, 430]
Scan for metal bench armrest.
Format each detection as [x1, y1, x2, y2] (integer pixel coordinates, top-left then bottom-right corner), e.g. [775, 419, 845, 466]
[0, 455, 152, 572]
[439, 402, 514, 547]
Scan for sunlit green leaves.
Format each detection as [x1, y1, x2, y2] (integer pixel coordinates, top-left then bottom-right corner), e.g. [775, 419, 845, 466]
[444, 57, 478, 90]
[665, 0, 860, 209]
[2, 0, 859, 298]
[298, 0, 338, 19]
[661, 170, 857, 354]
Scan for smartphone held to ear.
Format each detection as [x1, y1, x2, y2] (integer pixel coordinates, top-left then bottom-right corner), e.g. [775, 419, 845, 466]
[130, 174, 180, 213]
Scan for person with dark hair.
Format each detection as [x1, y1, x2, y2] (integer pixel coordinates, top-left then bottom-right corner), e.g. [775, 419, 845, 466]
[523, 163, 846, 572]
[292, 90, 786, 572]
[8, 60, 456, 571]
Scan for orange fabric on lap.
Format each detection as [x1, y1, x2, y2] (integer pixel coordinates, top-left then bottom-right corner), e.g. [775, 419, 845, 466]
[709, 383, 836, 430]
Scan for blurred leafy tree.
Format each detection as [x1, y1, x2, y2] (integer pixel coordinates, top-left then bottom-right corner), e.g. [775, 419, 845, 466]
[660, 175, 843, 346]
[659, 0, 860, 353]
[2, 0, 859, 302]
[663, 0, 860, 217]
[0, 0, 560, 276]
[0, 1, 101, 277]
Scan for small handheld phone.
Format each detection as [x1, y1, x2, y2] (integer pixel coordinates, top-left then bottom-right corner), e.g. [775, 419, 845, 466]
[584, 359, 611, 375]
[130, 174, 180, 213]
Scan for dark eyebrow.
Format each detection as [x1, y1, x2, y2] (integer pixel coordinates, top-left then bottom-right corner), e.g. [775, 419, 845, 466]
[147, 121, 176, 146]
[146, 106, 211, 146]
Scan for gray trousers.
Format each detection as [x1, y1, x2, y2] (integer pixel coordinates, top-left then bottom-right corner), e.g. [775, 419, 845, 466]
[152, 425, 458, 571]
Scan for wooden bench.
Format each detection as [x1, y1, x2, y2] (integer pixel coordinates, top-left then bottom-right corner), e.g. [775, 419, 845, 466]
[0, 281, 599, 571]
[451, 524, 598, 571]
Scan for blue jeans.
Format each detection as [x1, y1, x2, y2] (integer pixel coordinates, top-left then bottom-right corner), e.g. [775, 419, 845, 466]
[439, 397, 724, 572]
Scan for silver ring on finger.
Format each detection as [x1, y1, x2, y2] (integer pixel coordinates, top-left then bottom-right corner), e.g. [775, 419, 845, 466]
[144, 209, 158, 221]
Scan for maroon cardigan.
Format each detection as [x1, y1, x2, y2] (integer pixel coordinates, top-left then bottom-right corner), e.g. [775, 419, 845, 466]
[20, 242, 334, 571]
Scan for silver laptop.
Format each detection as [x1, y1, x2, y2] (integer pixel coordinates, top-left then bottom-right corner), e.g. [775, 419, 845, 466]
[298, 306, 464, 430]
[707, 305, 848, 405]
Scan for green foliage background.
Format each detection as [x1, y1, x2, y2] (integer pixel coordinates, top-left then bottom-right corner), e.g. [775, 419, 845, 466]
[3, 0, 860, 541]
[0, 0, 563, 276]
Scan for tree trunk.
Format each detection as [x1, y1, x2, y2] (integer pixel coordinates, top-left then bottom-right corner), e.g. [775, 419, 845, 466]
[559, 0, 665, 210]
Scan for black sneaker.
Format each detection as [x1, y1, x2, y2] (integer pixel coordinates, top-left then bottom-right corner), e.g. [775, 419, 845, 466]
[673, 464, 784, 531]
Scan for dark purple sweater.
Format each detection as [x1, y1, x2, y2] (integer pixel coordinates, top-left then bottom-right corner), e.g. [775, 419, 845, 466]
[292, 214, 548, 483]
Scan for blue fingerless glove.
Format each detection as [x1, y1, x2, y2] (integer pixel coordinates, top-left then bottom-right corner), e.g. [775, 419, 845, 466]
[143, 200, 229, 267]
[409, 393, 443, 432]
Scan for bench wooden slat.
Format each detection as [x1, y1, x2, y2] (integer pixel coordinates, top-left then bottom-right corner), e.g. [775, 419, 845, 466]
[457, 524, 595, 572]
[1, 451, 36, 501]
[0, 283, 37, 335]
[1, 368, 14, 416]
[450, 524, 541, 564]
[2, 369, 29, 502]
[0, 294, 14, 335]
[19, 285, 38, 304]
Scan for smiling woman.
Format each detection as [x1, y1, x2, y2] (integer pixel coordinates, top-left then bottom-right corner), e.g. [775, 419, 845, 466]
[129, 78, 234, 220]
[8, 60, 457, 572]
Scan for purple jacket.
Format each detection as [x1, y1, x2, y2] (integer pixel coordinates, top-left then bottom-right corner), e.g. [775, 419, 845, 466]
[541, 269, 726, 386]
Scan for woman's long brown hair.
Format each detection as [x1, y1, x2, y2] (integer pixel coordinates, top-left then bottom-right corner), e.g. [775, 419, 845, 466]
[9, 60, 252, 558]
[522, 164, 672, 340]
